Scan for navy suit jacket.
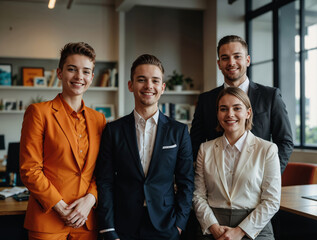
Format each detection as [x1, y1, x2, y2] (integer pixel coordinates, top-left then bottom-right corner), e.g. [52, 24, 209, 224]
[190, 80, 294, 173]
[96, 111, 194, 239]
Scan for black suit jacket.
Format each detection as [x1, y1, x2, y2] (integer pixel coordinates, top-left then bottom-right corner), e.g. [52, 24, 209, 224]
[96, 111, 194, 239]
[190, 81, 294, 173]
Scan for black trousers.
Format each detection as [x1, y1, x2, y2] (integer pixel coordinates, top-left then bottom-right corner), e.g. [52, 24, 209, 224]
[118, 207, 180, 240]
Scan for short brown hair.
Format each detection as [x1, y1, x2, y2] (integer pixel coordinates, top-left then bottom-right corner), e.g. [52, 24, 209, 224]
[217, 35, 249, 57]
[130, 54, 164, 81]
[216, 87, 253, 132]
[58, 42, 96, 70]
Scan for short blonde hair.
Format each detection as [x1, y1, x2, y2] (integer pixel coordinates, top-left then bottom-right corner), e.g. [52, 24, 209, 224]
[216, 87, 253, 132]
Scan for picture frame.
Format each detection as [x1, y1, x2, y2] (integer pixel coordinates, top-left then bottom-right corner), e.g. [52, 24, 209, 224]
[22, 67, 44, 86]
[3, 99, 17, 111]
[93, 104, 115, 121]
[175, 104, 191, 121]
[34, 76, 47, 87]
[0, 64, 12, 86]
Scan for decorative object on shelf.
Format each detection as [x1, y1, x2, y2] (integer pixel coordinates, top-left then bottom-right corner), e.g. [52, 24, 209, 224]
[22, 67, 44, 86]
[165, 70, 193, 91]
[34, 76, 47, 87]
[0, 64, 12, 86]
[31, 95, 46, 104]
[93, 104, 115, 121]
[159, 102, 195, 122]
[3, 99, 17, 110]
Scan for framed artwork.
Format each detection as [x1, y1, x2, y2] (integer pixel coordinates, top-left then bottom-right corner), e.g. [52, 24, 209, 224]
[93, 104, 115, 121]
[34, 76, 47, 87]
[3, 99, 17, 111]
[22, 67, 44, 86]
[175, 104, 191, 121]
[0, 64, 12, 86]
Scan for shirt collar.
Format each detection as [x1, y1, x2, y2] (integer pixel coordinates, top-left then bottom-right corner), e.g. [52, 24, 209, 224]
[222, 131, 248, 152]
[133, 109, 159, 125]
[59, 93, 85, 115]
[224, 77, 250, 94]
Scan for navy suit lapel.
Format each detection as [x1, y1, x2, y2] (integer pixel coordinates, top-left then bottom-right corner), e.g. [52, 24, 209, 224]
[123, 112, 145, 178]
[146, 112, 168, 178]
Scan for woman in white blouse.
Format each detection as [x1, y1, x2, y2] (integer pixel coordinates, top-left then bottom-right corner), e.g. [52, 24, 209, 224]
[193, 87, 281, 240]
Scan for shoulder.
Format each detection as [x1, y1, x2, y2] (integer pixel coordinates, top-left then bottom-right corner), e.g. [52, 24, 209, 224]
[25, 100, 53, 114]
[85, 106, 105, 119]
[252, 133, 278, 153]
[251, 81, 280, 95]
[199, 86, 223, 100]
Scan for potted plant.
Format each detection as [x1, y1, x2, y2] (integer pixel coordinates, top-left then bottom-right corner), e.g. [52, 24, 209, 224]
[166, 70, 193, 91]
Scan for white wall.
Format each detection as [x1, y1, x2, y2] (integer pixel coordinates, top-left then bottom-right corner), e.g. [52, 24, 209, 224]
[0, 1, 118, 61]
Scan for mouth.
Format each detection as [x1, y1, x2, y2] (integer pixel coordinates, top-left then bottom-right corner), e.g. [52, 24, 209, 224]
[71, 82, 85, 86]
[142, 92, 155, 96]
[225, 120, 238, 124]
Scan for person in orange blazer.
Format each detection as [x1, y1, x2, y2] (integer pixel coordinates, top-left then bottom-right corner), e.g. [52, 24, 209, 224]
[20, 42, 106, 240]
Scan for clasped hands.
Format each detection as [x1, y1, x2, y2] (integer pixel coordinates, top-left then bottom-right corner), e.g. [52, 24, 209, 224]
[53, 193, 96, 228]
[209, 223, 245, 240]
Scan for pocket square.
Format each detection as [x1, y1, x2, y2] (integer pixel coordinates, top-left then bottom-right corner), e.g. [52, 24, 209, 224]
[162, 144, 177, 149]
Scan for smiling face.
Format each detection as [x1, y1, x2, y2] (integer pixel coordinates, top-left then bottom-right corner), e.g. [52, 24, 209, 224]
[128, 64, 165, 113]
[57, 54, 94, 98]
[217, 93, 251, 140]
[217, 42, 250, 87]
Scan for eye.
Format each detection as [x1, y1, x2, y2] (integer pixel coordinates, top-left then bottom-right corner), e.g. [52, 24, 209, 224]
[221, 57, 229, 61]
[137, 78, 145, 82]
[234, 107, 242, 111]
[219, 107, 227, 112]
[153, 79, 160, 84]
[68, 67, 76, 72]
[235, 55, 242, 59]
[83, 70, 91, 75]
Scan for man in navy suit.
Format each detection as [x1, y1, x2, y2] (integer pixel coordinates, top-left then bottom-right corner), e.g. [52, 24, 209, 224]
[96, 54, 194, 240]
[190, 35, 293, 174]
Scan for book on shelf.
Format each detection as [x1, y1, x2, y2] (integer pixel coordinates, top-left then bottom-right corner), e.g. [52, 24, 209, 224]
[98, 68, 118, 87]
[47, 69, 57, 87]
[159, 103, 195, 122]
[99, 69, 111, 87]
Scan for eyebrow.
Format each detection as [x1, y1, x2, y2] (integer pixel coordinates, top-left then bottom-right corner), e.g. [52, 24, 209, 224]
[219, 103, 243, 107]
[136, 75, 161, 80]
[67, 64, 92, 70]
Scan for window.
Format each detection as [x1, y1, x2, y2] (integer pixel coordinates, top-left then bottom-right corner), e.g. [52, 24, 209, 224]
[246, 0, 317, 148]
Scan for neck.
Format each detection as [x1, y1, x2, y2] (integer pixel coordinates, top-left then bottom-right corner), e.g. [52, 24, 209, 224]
[225, 76, 247, 87]
[61, 93, 83, 112]
[224, 131, 246, 146]
[135, 105, 158, 120]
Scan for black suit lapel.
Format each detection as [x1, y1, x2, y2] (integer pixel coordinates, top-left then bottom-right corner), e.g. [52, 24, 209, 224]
[248, 80, 260, 116]
[123, 112, 145, 178]
[146, 112, 168, 178]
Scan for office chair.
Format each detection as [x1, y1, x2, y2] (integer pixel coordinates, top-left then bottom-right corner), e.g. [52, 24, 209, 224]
[6, 142, 23, 186]
[282, 162, 317, 186]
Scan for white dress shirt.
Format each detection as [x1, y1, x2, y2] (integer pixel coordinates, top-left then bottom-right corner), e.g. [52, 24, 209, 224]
[134, 109, 159, 177]
[224, 77, 250, 94]
[223, 131, 247, 194]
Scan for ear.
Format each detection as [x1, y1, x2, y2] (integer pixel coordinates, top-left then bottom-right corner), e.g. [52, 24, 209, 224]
[246, 107, 252, 119]
[161, 82, 166, 94]
[56, 68, 62, 80]
[128, 80, 133, 92]
[246, 55, 251, 67]
[217, 59, 221, 69]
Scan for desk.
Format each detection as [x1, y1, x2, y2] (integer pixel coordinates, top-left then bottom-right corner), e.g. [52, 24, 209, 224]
[280, 184, 317, 220]
[0, 187, 28, 216]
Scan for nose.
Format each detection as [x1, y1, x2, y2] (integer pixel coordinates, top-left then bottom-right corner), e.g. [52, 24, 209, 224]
[75, 70, 83, 79]
[227, 108, 234, 117]
[145, 79, 153, 89]
[228, 57, 236, 66]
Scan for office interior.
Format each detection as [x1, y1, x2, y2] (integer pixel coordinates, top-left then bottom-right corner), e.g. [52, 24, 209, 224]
[0, 0, 316, 239]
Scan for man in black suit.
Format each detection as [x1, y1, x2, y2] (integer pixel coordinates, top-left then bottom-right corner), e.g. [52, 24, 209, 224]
[190, 35, 293, 174]
[96, 54, 194, 240]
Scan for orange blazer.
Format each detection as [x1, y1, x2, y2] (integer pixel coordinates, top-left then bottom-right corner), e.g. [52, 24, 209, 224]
[20, 95, 106, 233]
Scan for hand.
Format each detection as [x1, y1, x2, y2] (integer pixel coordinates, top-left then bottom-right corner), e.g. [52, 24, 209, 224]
[216, 226, 245, 240]
[177, 226, 182, 235]
[65, 193, 96, 228]
[209, 223, 227, 239]
[53, 200, 72, 222]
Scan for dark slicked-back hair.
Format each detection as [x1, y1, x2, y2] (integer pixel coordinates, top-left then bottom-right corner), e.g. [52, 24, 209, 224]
[58, 42, 96, 70]
[217, 35, 249, 57]
[130, 54, 164, 81]
[216, 87, 253, 132]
